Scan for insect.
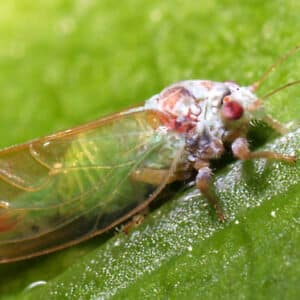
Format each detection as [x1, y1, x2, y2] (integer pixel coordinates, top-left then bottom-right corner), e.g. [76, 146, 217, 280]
[0, 46, 298, 263]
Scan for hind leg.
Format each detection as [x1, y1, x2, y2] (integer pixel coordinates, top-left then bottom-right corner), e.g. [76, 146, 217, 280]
[126, 168, 192, 230]
[131, 168, 191, 186]
[120, 207, 149, 234]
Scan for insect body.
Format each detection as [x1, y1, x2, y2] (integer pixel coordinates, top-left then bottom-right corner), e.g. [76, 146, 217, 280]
[144, 79, 295, 220]
[0, 48, 298, 263]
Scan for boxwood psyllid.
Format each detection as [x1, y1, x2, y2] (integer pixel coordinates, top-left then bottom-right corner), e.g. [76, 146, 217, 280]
[0, 46, 298, 263]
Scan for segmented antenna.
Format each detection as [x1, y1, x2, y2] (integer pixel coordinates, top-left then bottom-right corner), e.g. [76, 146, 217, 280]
[251, 44, 300, 91]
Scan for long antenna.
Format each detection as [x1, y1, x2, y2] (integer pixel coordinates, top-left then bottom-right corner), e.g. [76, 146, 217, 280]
[251, 44, 300, 92]
[261, 79, 300, 100]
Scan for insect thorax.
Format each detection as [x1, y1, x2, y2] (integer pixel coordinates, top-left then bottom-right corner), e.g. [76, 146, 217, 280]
[144, 79, 261, 162]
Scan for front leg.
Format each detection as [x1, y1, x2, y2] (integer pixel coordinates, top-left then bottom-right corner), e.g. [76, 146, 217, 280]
[232, 137, 296, 163]
[195, 162, 226, 222]
[263, 115, 289, 135]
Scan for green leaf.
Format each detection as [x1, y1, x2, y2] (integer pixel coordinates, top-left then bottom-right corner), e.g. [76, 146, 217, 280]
[13, 130, 299, 300]
[0, 1, 299, 299]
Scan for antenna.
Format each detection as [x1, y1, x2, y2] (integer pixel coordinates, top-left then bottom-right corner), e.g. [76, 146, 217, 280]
[261, 79, 300, 100]
[251, 44, 300, 92]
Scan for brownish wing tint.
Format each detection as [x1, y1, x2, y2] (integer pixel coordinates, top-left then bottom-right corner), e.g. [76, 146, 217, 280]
[0, 109, 184, 263]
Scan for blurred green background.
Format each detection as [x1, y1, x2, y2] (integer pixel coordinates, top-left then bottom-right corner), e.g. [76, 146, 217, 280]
[0, 1, 299, 299]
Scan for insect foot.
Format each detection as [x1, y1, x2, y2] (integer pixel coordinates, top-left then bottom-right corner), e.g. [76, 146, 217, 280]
[120, 207, 150, 235]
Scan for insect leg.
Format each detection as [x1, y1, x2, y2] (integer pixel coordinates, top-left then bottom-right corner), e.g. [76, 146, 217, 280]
[195, 163, 226, 222]
[120, 207, 149, 235]
[131, 168, 191, 186]
[263, 115, 289, 135]
[232, 137, 297, 163]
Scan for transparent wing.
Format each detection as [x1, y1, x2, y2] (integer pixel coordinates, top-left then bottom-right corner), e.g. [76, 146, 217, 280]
[0, 109, 184, 263]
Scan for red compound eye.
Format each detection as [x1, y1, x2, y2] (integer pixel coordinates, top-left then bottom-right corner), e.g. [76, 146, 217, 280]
[221, 100, 244, 120]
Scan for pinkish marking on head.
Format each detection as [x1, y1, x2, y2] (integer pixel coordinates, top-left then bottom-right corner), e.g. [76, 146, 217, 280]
[157, 86, 201, 132]
[160, 86, 192, 111]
